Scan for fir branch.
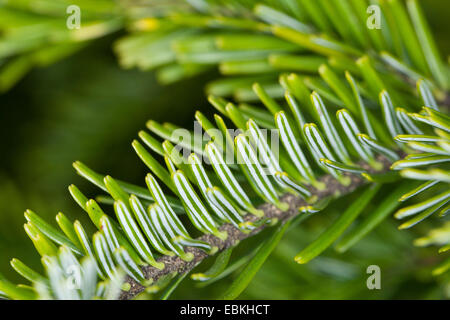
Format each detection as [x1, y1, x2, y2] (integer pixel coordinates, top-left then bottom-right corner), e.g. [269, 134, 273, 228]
[119, 155, 392, 299]
[2, 0, 449, 300]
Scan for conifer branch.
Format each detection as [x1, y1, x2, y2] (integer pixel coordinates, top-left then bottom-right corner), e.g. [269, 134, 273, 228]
[119, 156, 392, 299]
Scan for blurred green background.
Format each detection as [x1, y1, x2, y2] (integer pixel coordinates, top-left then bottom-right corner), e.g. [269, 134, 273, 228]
[0, 0, 449, 299]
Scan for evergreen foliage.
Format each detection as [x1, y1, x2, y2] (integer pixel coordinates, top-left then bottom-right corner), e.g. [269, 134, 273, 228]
[0, 0, 448, 300]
